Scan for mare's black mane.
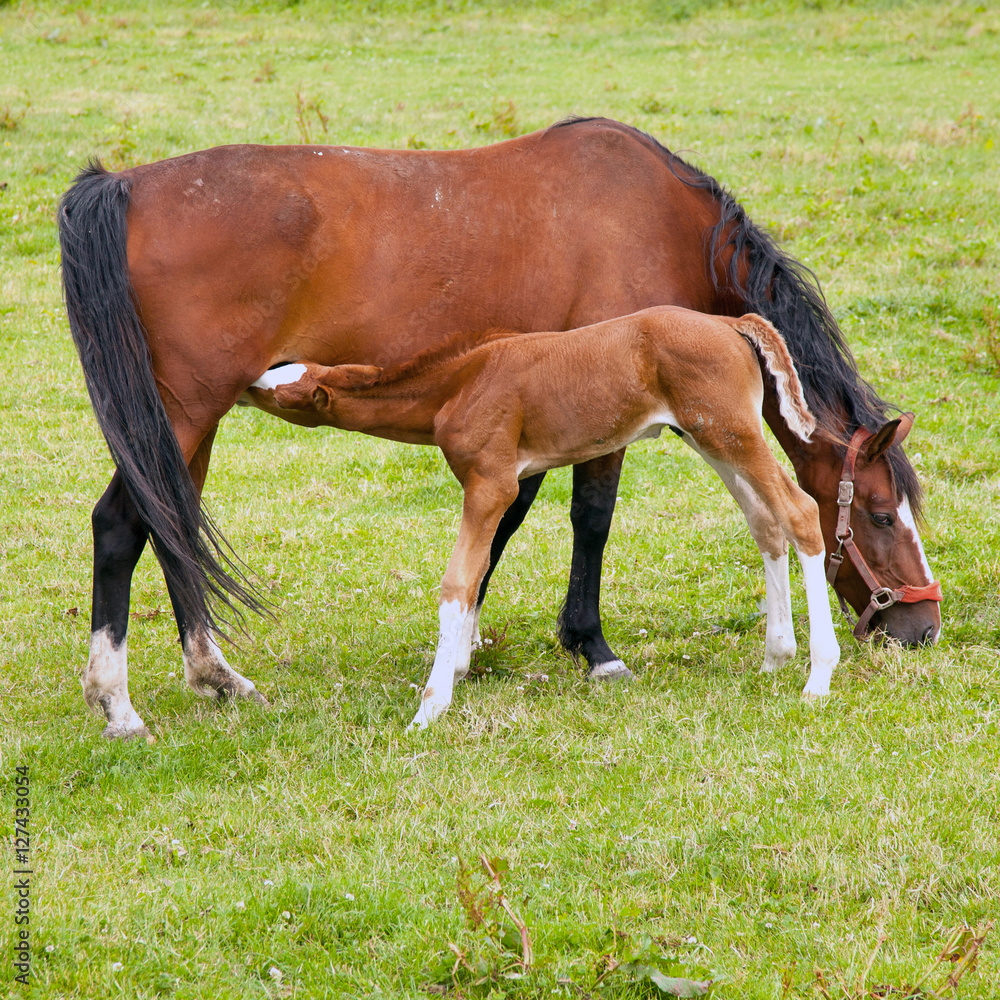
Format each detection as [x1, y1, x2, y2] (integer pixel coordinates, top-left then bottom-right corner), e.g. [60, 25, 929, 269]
[549, 116, 920, 510]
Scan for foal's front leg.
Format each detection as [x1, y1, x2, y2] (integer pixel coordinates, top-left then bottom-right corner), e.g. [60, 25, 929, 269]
[409, 469, 520, 730]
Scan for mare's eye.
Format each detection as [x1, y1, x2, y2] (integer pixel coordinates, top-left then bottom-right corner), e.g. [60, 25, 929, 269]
[871, 512, 895, 528]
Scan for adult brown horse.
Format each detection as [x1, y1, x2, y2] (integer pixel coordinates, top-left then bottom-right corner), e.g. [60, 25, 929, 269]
[59, 117, 941, 739]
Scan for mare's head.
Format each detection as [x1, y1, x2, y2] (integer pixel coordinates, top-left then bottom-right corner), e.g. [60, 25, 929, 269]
[817, 415, 940, 647]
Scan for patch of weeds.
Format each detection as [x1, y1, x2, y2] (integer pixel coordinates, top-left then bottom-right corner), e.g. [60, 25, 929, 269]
[960, 303, 1000, 377]
[294, 85, 329, 144]
[1, 101, 30, 131]
[407, 134, 428, 149]
[474, 99, 520, 137]
[104, 111, 137, 169]
[814, 922, 993, 999]
[254, 59, 276, 83]
[639, 95, 669, 115]
[468, 624, 510, 679]
[595, 930, 716, 997]
[426, 855, 532, 995]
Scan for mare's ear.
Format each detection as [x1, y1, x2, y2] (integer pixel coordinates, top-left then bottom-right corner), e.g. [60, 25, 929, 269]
[863, 412, 915, 463]
[328, 364, 382, 389]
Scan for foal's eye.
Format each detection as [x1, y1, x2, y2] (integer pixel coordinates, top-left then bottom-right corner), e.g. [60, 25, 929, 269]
[871, 512, 895, 528]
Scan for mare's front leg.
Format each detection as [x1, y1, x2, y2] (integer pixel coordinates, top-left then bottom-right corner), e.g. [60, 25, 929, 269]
[409, 469, 520, 729]
[84, 471, 153, 739]
[173, 426, 266, 705]
[559, 452, 633, 681]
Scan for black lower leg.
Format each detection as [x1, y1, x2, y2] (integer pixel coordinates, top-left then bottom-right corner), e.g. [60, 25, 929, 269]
[474, 472, 545, 608]
[558, 452, 625, 673]
[91, 472, 149, 645]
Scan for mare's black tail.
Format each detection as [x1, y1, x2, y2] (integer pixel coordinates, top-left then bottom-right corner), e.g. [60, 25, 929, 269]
[58, 160, 264, 634]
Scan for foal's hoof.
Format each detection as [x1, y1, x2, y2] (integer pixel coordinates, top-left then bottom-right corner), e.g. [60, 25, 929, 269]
[587, 660, 634, 682]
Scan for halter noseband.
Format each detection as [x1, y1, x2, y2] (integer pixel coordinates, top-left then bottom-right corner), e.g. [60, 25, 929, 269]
[825, 427, 943, 639]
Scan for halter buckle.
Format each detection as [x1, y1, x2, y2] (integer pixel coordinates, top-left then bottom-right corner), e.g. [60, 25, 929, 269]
[870, 587, 896, 610]
[837, 481, 855, 506]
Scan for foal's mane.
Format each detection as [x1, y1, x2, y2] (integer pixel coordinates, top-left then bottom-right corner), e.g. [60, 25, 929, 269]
[548, 116, 921, 511]
[372, 326, 522, 387]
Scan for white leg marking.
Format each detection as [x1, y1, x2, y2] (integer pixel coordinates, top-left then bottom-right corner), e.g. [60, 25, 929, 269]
[796, 549, 840, 698]
[408, 600, 473, 729]
[761, 551, 797, 673]
[250, 364, 307, 390]
[82, 627, 149, 739]
[898, 497, 935, 583]
[183, 630, 267, 704]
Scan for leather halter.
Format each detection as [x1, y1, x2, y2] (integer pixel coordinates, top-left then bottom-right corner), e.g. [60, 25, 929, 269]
[826, 427, 943, 639]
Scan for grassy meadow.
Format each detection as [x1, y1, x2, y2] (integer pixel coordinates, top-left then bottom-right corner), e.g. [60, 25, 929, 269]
[1, 0, 999, 996]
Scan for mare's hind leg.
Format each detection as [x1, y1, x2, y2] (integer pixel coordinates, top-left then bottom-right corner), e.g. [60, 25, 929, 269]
[84, 472, 152, 739]
[173, 426, 266, 704]
[559, 453, 632, 682]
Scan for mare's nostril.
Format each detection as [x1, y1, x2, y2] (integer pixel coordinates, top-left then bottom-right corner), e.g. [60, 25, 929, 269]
[919, 624, 937, 646]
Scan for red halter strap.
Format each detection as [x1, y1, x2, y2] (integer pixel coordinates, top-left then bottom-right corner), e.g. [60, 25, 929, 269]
[825, 427, 943, 640]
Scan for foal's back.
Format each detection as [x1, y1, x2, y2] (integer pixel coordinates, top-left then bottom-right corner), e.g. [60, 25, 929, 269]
[446, 306, 764, 475]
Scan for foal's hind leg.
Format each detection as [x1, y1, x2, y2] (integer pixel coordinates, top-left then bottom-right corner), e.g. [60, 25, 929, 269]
[84, 472, 152, 739]
[697, 459, 797, 673]
[559, 453, 632, 682]
[173, 426, 266, 704]
[693, 439, 839, 695]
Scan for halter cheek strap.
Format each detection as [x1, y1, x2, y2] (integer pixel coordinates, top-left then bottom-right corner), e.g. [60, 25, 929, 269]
[825, 427, 943, 640]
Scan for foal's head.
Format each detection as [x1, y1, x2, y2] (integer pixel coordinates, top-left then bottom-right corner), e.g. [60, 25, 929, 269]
[818, 415, 940, 647]
[272, 364, 383, 412]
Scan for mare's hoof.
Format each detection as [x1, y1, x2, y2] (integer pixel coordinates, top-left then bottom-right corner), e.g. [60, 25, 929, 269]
[587, 660, 634, 682]
[102, 722, 153, 743]
[801, 688, 829, 701]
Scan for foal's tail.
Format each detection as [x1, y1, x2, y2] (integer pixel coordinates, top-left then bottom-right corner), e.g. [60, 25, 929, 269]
[733, 313, 816, 443]
[59, 161, 262, 635]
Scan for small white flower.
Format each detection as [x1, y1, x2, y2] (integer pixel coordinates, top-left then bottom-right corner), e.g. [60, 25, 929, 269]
[167, 672, 176, 680]
[812, 922, 821, 929]
[269, 966, 282, 981]
[344, 892, 355, 901]
[45, 944, 55, 953]
[282, 910, 291, 920]
[450, 855, 458, 864]
[263, 879, 274, 886]
[171, 839, 181, 846]
[112, 962, 124, 972]
[638, 628, 648, 637]
[765, 922, 773, 929]
[235, 900, 246, 910]
[682, 654, 691, 661]
[776, 798, 784, 805]
[685, 935, 697, 944]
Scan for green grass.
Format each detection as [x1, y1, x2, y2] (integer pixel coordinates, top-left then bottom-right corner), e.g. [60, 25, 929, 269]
[1, 1, 999, 997]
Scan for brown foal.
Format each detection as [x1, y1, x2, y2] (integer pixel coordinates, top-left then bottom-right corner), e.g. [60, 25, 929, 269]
[248, 306, 840, 728]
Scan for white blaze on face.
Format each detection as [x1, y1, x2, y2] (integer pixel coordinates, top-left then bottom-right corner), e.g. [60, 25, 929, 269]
[251, 364, 308, 391]
[897, 497, 934, 584]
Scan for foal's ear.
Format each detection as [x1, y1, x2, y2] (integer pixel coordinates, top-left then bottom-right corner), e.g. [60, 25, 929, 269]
[864, 412, 915, 463]
[327, 364, 382, 389]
